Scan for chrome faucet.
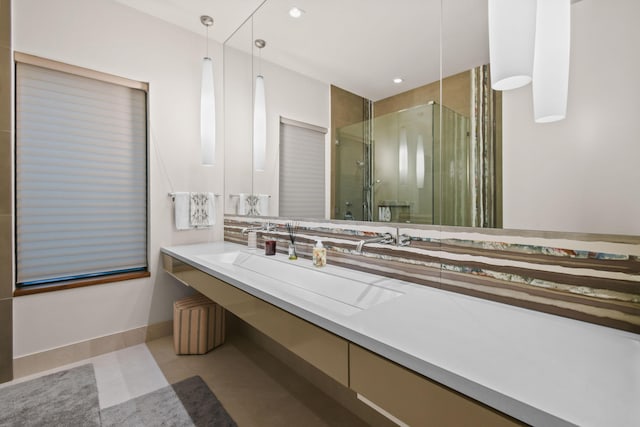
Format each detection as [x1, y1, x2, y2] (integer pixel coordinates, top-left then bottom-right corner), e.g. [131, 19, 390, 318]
[241, 222, 275, 235]
[356, 233, 394, 253]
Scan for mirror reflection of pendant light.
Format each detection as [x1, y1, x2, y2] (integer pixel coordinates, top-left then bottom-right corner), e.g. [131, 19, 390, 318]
[533, 0, 571, 123]
[416, 134, 424, 189]
[399, 127, 408, 184]
[200, 15, 215, 165]
[253, 39, 267, 172]
[488, 0, 536, 90]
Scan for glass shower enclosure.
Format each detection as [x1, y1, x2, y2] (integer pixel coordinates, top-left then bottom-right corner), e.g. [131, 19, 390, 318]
[334, 102, 474, 226]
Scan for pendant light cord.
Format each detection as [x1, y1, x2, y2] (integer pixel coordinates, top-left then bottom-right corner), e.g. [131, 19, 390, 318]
[201, 15, 213, 59]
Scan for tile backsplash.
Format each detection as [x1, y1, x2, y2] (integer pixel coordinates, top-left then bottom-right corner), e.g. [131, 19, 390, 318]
[224, 216, 640, 334]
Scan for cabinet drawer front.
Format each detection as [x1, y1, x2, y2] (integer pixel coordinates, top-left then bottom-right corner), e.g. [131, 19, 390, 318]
[241, 298, 349, 386]
[349, 344, 521, 427]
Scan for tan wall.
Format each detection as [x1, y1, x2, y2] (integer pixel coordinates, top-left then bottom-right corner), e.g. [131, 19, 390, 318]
[330, 85, 369, 217]
[374, 70, 472, 118]
[0, 0, 13, 383]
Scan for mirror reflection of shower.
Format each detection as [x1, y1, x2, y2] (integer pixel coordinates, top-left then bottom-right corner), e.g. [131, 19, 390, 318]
[335, 102, 482, 225]
[332, 65, 501, 226]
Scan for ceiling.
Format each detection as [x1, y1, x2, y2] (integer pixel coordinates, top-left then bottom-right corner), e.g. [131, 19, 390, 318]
[112, 0, 265, 43]
[112, 0, 489, 101]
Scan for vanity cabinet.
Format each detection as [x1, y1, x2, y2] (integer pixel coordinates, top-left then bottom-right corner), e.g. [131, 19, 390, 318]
[162, 254, 349, 386]
[349, 344, 522, 426]
[163, 253, 522, 425]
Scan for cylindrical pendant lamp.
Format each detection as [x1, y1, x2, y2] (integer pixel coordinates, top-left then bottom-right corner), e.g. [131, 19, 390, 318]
[488, 0, 536, 91]
[201, 57, 215, 164]
[253, 75, 266, 171]
[200, 15, 215, 165]
[533, 0, 571, 123]
[399, 127, 408, 184]
[416, 134, 425, 189]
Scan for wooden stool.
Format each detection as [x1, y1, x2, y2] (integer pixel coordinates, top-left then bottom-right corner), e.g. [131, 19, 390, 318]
[173, 294, 225, 355]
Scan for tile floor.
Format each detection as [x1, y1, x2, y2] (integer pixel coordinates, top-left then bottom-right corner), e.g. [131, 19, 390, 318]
[2, 332, 389, 426]
[147, 334, 377, 427]
[0, 343, 167, 410]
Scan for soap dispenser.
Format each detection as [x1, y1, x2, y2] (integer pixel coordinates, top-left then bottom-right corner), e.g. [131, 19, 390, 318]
[312, 240, 327, 267]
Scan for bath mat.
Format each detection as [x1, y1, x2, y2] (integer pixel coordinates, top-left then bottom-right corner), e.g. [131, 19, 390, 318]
[100, 375, 237, 427]
[0, 364, 100, 426]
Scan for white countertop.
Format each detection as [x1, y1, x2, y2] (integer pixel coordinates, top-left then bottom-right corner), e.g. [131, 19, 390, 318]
[161, 242, 640, 427]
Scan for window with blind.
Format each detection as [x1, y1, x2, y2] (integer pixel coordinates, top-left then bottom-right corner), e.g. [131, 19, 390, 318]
[279, 118, 327, 218]
[15, 54, 148, 288]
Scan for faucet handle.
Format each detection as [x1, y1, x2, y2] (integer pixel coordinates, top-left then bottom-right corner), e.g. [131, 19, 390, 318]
[381, 232, 395, 245]
[398, 234, 412, 247]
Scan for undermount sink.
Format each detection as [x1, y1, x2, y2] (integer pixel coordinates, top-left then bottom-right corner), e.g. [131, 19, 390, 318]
[196, 250, 403, 315]
[197, 251, 243, 265]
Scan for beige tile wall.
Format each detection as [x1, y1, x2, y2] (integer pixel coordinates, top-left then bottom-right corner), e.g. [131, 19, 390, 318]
[330, 85, 370, 217]
[374, 70, 471, 118]
[0, 0, 13, 384]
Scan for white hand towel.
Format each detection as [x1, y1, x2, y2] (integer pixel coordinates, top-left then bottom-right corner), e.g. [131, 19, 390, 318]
[258, 194, 270, 217]
[246, 195, 260, 216]
[379, 206, 391, 222]
[190, 192, 215, 228]
[238, 193, 248, 215]
[174, 192, 191, 230]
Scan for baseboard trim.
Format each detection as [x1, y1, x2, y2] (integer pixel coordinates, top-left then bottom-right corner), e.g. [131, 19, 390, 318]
[13, 320, 173, 379]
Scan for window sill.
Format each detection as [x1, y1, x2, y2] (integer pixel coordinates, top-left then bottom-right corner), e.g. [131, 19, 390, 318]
[13, 271, 151, 297]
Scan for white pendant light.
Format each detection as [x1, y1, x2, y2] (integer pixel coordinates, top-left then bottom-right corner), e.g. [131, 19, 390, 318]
[253, 75, 266, 171]
[488, 0, 536, 91]
[416, 134, 424, 189]
[200, 15, 215, 165]
[253, 39, 267, 172]
[399, 127, 408, 184]
[533, 0, 571, 123]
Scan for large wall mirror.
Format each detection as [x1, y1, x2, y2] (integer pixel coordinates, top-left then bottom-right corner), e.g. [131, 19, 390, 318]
[224, 0, 640, 236]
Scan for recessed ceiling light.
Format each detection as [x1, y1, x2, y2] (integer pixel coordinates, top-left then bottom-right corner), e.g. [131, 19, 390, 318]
[393, 78, 404, 84]
[289, 7, 304, 18]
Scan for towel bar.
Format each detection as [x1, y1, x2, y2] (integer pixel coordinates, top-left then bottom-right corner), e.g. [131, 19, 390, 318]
[229, 194, 271, 198]
[168, 192, 221, 202]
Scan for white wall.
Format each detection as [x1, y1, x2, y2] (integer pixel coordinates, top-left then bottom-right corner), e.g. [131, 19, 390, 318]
[13, 0, 224, 357]
[224, 50, 331, 217]
[255, 59, 330, 217]
[502, 0, 640, 235]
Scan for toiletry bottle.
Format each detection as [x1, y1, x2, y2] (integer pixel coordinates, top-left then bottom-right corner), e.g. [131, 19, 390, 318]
[312, 240, 326, 267]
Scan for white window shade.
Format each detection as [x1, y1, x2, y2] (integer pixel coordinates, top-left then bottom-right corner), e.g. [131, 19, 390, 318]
[16, 61, 148, 286]
[279, 118, 327, 218]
